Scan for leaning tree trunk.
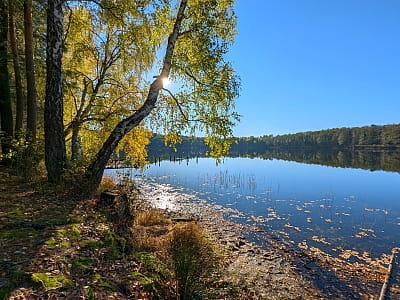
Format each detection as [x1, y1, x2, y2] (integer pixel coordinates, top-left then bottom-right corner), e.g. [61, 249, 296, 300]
[0, 0, 14, 155]
[24, 0, 37, 142]
[85, 0, 188, 192]
[9, 0, 24, 135]
[44, 0, 66, 182]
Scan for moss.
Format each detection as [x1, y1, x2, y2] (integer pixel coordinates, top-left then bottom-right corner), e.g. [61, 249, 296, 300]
[0, 227, 38, 239]
[8, 208, 26, 220]
[79, 239, 104, 249]
[0, 269, 31, 298]
[0, 286, 14, 299]
[132, 252, 172, 298]
[104, 230, 126, 260]
[31, 273, 71, 290]
[55, 224, 81, 239]
[45, 238, 71, 249]
[92, 274, 113, 290]
[72, 256, 93, 270]
[87, 285, 96, 300]
[131, 271, 155, 290]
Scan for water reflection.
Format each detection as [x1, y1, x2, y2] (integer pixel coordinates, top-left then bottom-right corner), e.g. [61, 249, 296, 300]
[150, 148, 400, 174]
[106, 156, 400, 260]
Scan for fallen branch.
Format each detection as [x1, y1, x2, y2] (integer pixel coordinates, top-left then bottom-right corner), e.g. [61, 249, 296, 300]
[378, 247, 399, 300]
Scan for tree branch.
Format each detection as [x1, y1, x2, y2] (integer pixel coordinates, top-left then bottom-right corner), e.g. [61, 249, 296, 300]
[162, 88, 201, 123]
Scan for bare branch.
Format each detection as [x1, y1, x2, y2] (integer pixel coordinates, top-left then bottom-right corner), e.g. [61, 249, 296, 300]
[162, 88, 202, 123]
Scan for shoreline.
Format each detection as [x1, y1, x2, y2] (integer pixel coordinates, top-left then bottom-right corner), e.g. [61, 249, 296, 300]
[135, 178, 397, 299]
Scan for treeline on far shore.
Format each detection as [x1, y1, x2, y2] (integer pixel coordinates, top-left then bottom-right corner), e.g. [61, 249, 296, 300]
[147, 124, 400, 158]
[142, 124, 400, 173]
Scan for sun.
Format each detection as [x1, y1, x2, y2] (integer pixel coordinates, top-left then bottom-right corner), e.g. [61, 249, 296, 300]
[162, 77, 170, 87]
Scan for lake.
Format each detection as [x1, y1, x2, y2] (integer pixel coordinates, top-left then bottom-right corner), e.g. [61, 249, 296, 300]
[104, 156, 400, 259]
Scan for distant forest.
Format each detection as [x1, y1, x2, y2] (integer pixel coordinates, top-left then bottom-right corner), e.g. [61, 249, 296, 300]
[147, 124, 400, 160]
[144, 124, 400, 173]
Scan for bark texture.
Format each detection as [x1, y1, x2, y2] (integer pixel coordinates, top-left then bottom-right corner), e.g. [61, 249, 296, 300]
[85, 0, 188, 191]
[24, 0, 37, 141]
[44, 0, 66, 182]
[0, 0, 14, 153]
[9, 0, 24, 134]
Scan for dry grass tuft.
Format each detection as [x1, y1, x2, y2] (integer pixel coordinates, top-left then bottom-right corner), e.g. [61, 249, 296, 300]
[169, 222, 218, 299]
[135, 210, 171, 227]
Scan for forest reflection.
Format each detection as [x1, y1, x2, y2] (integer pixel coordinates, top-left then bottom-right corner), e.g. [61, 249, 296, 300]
[229, 149, 400, 173]
[150, 149, 400, 174]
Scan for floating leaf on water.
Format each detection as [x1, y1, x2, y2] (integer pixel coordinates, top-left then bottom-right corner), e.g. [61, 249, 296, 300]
[360, 228, 374, 233]
[355, 231, 369, 238]
[312, 235, 330, 245]
[284, 223, 301, 232]
[339, 249, 359, 259]
[298, 240, 308, 250]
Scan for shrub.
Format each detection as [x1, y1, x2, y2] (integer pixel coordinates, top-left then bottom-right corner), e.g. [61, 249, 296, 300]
[169, 222, 217, 299]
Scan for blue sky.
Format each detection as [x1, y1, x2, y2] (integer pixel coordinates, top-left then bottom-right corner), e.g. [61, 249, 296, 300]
[229, 0, 400, 137]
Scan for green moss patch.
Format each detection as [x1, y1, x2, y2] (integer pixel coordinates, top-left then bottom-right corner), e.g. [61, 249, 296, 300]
[31, 273, 71, 290]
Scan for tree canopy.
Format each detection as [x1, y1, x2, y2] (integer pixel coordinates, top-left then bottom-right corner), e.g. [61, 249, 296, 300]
[0, 0, 240, 189]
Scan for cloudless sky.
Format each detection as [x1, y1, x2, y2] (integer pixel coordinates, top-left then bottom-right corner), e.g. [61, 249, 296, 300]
[229, 0, 400, 137]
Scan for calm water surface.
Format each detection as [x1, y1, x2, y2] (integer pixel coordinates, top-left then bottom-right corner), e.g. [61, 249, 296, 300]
[105, 157, 400, 257]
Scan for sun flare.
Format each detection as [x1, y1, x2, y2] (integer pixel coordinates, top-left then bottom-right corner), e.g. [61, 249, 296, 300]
[162, 77, 170, 87]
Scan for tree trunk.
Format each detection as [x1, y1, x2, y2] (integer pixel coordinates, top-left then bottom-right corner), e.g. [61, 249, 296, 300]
[71, 121, 81, 161]
[9, 0, 24, 135]
[0, 0, 14, 154]
[44, 0, 66, 182]
[85, 0, 188, 192]
[24, 0, 37, 141]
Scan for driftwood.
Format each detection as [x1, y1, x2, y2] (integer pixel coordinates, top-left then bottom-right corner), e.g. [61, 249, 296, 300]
[378, 248, 399, 300]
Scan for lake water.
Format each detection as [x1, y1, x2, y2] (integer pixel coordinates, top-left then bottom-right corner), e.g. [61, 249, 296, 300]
[105, 157, 400, 258]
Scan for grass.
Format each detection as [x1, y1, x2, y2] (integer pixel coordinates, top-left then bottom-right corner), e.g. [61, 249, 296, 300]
[169, 222, 218, 299]
[134, 210, 171, 226]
